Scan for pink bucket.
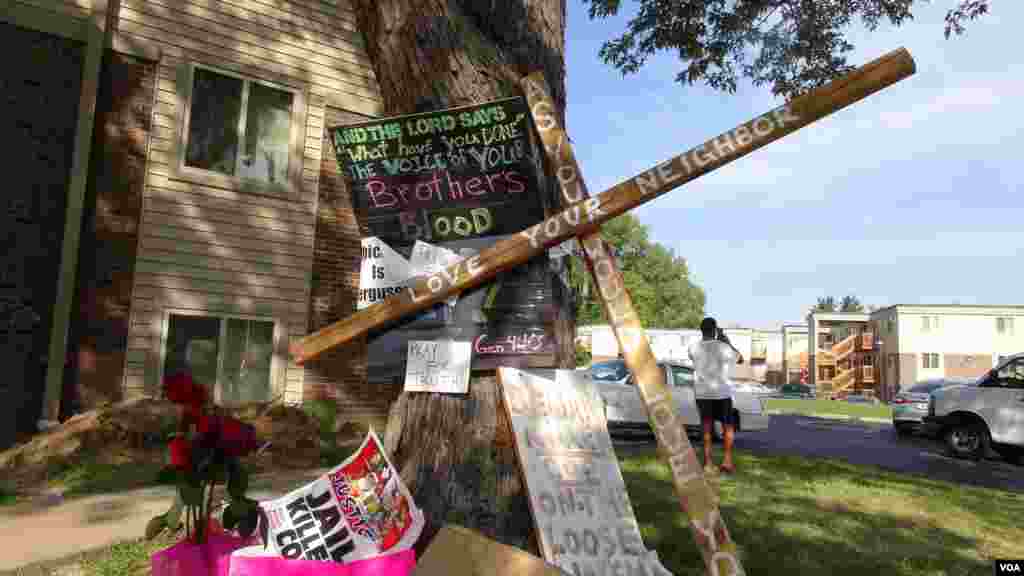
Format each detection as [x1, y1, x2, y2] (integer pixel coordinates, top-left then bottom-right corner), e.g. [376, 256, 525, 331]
[227, 548, 417, 576]
[152, 532, 255, 576]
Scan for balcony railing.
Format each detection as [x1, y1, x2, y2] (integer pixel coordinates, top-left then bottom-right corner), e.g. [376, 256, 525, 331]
[861, 366, 874, 382]
[832, 334, 858, 361]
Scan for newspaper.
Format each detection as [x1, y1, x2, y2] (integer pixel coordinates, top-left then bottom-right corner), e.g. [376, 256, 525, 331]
[259, 429, 424, 564]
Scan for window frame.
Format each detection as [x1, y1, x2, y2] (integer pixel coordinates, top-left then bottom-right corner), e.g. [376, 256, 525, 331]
[172, 62, 308, 198]
[158, 309, 287, 406]
[996, 317, 1014, 335]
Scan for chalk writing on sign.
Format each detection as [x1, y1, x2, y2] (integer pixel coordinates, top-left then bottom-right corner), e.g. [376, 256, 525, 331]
[473, 331, 553, 356]
[498, 368, 675, 576]
[328, 98, 544, 245]
[404, 340, 472, 394]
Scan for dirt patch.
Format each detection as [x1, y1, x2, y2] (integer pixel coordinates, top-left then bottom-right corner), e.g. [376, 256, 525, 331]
[0, 397, 365, 499]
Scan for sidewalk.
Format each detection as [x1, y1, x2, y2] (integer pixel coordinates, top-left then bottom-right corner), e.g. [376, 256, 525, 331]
[764, 409, 892, 425]
[0, 468, 328, 572]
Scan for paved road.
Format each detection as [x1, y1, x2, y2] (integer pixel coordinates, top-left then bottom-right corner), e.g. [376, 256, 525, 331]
[613, 414, 1022, 492]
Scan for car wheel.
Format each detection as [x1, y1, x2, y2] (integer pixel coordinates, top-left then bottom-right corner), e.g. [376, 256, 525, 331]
[944, 420, 990, 461]
[894, 423, 913, 437]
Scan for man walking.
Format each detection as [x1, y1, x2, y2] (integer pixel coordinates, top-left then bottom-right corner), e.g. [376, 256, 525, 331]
[688, 317, 744, 474]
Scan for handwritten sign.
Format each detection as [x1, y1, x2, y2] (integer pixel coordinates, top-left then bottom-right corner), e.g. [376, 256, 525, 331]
[403, 340, 472, 394]
[473, 328, 554, 356]
[498, 367, 673, 576]
[329, 97, 545, 245]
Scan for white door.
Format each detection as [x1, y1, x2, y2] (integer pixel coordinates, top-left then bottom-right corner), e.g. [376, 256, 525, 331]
[984, 358, 1024, 444]
[667, 364, 700, 426]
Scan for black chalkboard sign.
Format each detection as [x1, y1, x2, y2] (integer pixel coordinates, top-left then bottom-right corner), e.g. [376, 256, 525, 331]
[328, 97, 544, 247]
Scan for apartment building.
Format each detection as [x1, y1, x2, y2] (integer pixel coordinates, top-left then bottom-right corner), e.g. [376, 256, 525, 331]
[781, 323, 809, 385]
[807, 312, 877, 397]
[2, 0, 391, 448]
[871, 304, 1024, 399]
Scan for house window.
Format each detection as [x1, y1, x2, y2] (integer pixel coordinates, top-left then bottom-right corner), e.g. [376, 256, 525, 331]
[162, 313, 279, 405]
[996, 317, 1014, 335]
[922, 353, 940, 369]
[921, 315, 941, 332]
[887, 354, 895, 368]
[178, 64, 303, 193]
[863, 354, 874, 367]
[886, 319, 894, 334]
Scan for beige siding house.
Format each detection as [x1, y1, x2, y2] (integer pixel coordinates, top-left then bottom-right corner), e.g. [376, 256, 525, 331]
[2, 0, 391, 446]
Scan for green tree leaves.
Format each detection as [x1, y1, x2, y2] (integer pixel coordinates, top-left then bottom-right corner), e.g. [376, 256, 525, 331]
[570, 213, 705, 329]
[583, 0, 991, 98]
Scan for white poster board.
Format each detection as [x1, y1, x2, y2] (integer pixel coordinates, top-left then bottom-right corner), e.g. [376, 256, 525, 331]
[403, 340, 472, 394]
[497, 367, 673, 576]
[358, 238, 464, 310]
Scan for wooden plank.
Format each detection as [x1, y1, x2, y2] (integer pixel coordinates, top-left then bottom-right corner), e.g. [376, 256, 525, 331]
[118, 0, 374, 73]
[134, 271, 306, 302]
[289, 48, 917, 364]
[522, 74, 739, 576]
[133, 285, 308, 315]
[242, 0, 360, 33]
[140, 222, 314, 258]
[412, 525, 565, 576]
[134, 260, 309, 290]
[140, 209, 315, 247]
[142, 195, 317, 236]
[115, 6, 380, 97]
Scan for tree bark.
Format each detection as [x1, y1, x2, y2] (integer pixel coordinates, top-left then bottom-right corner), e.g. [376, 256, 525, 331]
[351, 0, 569, 555]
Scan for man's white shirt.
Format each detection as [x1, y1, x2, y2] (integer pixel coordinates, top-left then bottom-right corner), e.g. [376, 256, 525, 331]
[687, 339, 737, 400]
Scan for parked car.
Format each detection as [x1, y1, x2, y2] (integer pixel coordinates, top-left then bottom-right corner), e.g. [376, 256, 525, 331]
[582, 359, 771, 437]
[844, 394, 879, 405]
[892, 378, 976, 436]
[779, 383, 815, 399]
[924, 353, 1024, 463]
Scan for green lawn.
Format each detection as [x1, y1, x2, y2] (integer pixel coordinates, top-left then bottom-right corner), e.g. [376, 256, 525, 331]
[623, 446, 1022, 576]
[27, 446, 1023, 576]
[764, 398, 893, 420]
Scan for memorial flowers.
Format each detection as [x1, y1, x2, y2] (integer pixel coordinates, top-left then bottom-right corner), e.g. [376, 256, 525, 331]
[145, 372, 264, 545]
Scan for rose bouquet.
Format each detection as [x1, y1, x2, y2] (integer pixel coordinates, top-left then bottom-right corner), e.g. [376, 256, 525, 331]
[145, 372, 264, 545]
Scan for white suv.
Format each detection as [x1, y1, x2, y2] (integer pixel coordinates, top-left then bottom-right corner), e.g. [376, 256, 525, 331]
[925, 353, 1024, 463]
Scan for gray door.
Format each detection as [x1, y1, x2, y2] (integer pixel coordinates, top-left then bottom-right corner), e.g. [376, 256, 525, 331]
[0, 23, 84, 448]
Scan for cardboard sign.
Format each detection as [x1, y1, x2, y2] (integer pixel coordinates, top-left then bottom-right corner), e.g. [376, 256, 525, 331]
[497, 367, 673, 576]
[412, 525, 567, 576]
[292, 49, 915, 365]
[403, 340, 472, 394]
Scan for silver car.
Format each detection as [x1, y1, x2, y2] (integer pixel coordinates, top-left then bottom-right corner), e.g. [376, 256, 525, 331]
[892, 378, 976, 436]
[584, 359, 771, 437]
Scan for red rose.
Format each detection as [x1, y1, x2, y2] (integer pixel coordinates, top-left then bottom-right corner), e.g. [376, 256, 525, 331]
[168, 437, 192, 470]
[164, 373, 208, 407]
[219, 417, 259, 458]
[197, 414, 220, 436]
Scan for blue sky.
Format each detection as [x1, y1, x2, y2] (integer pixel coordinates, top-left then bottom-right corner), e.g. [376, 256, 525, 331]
[563, 1, 1022, 330]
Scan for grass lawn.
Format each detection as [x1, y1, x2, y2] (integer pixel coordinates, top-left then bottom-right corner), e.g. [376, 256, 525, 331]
[38, 445, 1023, 575]
[764, 397, 893, 420]
[623, 446, 1023, 576]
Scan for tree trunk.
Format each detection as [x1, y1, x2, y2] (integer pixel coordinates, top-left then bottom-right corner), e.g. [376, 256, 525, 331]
[351, 0, 569, 556]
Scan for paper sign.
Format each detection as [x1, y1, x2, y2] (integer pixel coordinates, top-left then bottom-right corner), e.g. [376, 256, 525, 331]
[497, 367, 674, 576]
[258, 430, 425, 564]
[404, 340, 472, 394]
[360, 239, 465, 310]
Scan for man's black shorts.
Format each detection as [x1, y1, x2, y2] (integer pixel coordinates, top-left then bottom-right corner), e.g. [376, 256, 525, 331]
[696, 398, 735, 426]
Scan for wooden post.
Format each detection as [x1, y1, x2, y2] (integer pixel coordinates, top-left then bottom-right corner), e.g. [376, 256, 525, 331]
[520, 72, 743, 576]
[290, 48, 915, 367]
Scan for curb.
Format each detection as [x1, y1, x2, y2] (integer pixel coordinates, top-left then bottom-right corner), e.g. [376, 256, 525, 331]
[765, 410, 892, 425]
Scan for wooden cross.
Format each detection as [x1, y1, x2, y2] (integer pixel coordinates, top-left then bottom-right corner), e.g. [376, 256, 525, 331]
[290, 46, 916, 575]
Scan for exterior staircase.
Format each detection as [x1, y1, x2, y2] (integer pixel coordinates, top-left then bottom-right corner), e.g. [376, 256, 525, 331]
[831, 366, 857, 394]
[831, 333, 859, 362]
